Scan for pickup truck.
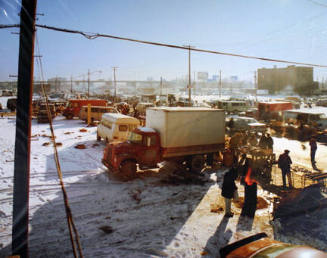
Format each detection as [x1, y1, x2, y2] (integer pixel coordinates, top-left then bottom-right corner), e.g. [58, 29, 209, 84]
[102, 107, 225, 178]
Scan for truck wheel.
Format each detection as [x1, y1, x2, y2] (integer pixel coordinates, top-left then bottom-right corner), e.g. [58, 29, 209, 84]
[120, 160, 137, 180]
[190, 155, 205, 173]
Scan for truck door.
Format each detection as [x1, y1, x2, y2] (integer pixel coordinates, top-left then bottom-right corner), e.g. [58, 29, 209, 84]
[139, 135, 160, 166]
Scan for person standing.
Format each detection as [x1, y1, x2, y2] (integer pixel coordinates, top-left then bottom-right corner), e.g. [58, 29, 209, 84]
[221, 164, 238, 217]
[240, 159, 258, 218]
[309, 136, 317, 166]
[266, 133, 273, 151]
[258, 133, 267, 149]
[278, 150, 293, 188]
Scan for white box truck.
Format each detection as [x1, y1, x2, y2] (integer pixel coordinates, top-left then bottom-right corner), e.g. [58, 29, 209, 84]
[102, 107, 225, 177]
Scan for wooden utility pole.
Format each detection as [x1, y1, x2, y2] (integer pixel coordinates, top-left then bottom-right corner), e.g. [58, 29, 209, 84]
[87, 69, 90, 98]
[254, 71, 257, 102]
[160, 76, 163, 96]
[70, 75, 73, 94]
[188, 46, 191, 106]
[112, 67, 118, 102]
[12, 0, 37, 256]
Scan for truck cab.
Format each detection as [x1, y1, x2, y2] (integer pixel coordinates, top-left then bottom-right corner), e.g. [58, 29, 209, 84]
[102, 127, 161, 177]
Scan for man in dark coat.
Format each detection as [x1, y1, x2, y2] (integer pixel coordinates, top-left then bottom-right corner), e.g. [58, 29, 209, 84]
[309, 136, 317, 166]
[221, 165, 238, 217]
[258, 133, 267, 149]
[266, 133, 273, 151]
[278, 149, 293, 188]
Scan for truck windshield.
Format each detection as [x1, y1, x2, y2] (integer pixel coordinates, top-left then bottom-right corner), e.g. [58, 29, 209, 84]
[128, 132, 142, 144]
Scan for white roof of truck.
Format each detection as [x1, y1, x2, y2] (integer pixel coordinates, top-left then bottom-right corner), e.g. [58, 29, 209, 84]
[101, 113, 140, 124]
[138, 127, 156, 133]
[284, 107, 327, 115]
[147, 107, 223, 112]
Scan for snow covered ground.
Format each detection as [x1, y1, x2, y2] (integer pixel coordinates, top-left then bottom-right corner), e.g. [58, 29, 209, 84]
[1, 102, 327, 257]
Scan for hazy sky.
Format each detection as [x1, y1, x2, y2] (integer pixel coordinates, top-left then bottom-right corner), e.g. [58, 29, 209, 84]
[1, 0, 327, 82]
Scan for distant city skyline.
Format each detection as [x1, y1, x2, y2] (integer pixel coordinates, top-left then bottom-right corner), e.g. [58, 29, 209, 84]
[1, 0, 327, 83]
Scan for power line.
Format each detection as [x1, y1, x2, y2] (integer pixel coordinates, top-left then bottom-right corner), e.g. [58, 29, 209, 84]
[307, 0, 327, 8]
[2, 23, 327, 68]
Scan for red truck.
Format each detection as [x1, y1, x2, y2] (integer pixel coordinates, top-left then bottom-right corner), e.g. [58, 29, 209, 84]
[258, 101, 293, 121]
[102, 107, 225, 179]
[63, 99, 107, 119]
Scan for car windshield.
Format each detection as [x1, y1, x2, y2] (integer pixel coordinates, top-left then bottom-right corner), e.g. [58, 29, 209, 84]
[127, 132, 142, 144]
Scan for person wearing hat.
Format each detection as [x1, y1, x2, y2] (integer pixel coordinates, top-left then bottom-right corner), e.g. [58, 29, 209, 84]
[278, 150, 293, 188]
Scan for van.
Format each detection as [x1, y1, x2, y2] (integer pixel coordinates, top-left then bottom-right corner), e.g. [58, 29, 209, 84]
[79, 106, 118, 122]
[216, 100, 248, 113]
[97, 113, 140, 142]
[63, 99, 107, 119]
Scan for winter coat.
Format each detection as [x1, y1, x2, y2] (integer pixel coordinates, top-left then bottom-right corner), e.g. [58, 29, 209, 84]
[266, 136, 273, 149]
[278, 153, 292, 172]
[221, 168, 238, 199]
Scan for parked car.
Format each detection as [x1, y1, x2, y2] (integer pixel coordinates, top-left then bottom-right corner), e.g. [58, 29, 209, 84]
[7, 98, 17, 112]
[226, 115, 266, 132]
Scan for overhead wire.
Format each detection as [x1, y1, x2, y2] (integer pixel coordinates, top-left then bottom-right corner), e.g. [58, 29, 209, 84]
[34, 24, 327, 68]
[307, 0, 327, 8]
[1, 23, 327, 68]
[35, 32, 84, 258]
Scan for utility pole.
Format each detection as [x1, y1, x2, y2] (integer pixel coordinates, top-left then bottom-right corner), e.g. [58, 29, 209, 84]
[160, 76, 163, 96]
[219, 70, 222, 98]
[112, 67, 118, 102]
[183, 45, 195, 106]
[254, 71, 257, 102]
[55, 76, 58, 91]
[70, 75, 73, 94]
[87, 69, 90, 98]
[12, 0, 37, 256]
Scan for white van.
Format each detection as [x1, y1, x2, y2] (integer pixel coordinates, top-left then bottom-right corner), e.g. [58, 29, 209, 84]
[97, 113, 140, 142]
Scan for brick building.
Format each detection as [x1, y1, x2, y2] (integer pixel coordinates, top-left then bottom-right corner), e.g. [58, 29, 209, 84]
[257, 66, 316, 95]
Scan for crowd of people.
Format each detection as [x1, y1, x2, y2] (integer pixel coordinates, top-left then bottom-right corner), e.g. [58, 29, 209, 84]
[222, 128, 319, 219]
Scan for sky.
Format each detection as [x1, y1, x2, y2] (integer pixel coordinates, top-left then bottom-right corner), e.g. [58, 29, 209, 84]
[1, 0, 327, 82]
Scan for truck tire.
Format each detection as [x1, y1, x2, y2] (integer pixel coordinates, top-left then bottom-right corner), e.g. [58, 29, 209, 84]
[120, 160, 137, 180]
[190, 155, 205, 173]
